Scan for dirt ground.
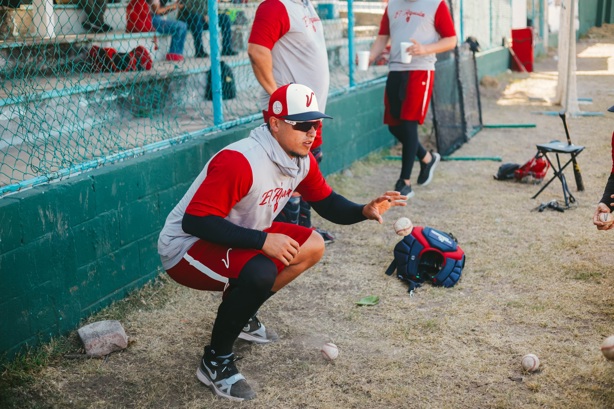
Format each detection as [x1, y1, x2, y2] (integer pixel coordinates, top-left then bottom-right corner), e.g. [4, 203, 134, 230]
[2, 35, 614, 409]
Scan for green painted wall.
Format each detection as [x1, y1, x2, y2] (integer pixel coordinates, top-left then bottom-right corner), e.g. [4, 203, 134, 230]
[579, 0, 614, 36]
[0, 83, 394, 361]
[475, 47, 510, 80]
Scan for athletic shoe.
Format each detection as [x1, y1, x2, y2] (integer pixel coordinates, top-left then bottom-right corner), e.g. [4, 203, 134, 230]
[99, 23, 113, 33]
[196, 346, 256, 401]
[315, 228, 335, 244]
[417, 151, 441, 186]
[394, 179, 415, 198]
[238, 315, 279, 344]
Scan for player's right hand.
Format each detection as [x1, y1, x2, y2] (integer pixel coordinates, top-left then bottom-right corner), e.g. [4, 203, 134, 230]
[363, 191, 408, 224]
[262, 233, 300, 266]
[593, 202, 614, 230]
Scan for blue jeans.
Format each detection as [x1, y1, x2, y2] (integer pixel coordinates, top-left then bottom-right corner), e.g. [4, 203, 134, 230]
[152, 15, 187, 56]
[179, 12, 234, 54]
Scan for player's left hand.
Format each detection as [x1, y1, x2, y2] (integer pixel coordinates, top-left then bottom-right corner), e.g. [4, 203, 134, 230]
[363, 191, 407, 224]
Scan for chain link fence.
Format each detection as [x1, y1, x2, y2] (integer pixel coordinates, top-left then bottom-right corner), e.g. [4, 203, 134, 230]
[0, 0, 387, 195]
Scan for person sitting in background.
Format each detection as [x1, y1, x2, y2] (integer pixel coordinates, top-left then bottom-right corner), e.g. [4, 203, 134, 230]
[79, 0, 113, 33]
[178, 0, 238, 57]
[150, 0, 188, 61]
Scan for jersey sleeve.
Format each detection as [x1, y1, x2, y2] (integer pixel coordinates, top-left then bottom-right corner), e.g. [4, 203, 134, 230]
[295, 153, 333, 202]
[185, 150, 253, 218]
[248, 0, 291, 50]
[378, 6, 390, 36]
[434, 0, 456, 38]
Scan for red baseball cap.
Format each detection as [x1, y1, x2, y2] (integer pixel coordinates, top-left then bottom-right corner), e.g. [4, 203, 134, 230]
[263, 83, 332, 122]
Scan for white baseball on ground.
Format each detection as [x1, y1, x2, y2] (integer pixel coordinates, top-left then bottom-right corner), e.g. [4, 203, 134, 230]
[394, 217, 413, 236]
[599, 212, 612, 223]
[521, 354, 540, 372]
[321, 342, 339, 360]
[601, 335, 614, 360]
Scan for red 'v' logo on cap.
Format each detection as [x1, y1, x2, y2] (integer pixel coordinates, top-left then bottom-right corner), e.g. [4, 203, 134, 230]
[305, 92, 314, 107]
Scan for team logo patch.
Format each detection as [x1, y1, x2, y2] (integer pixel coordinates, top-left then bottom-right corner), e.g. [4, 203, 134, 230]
[306, 92, 314, 107]
[273, 101, 283, 114]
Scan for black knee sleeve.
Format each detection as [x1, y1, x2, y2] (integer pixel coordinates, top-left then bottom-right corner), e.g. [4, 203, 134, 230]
[235, 256, 277, 296]
[210, 255, 277, 355]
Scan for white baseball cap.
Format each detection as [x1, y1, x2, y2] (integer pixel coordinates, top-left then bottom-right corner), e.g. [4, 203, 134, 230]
[264, 83, 332, 122]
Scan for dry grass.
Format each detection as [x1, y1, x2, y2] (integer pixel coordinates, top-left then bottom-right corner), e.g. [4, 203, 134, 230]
[2, 37, 614, 409]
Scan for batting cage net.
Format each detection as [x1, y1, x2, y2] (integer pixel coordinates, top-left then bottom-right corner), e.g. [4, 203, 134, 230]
[430, 0, 484, 157]
[431, 42, 482, 157]
[458, 43, 482, 139]
[431, 50, 464, 157]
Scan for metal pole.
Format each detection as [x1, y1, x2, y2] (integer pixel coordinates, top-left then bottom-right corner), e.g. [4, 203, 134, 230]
[489, 0, 493, 47]
[540, 0, 547, 49]
[564, 0, 575, 113]
[208, 0, 224, 125]
[459, 0, 464, 42]
[348, 0, 356, 87]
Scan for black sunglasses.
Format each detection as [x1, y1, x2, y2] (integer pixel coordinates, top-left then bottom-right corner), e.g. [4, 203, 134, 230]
[284, 119, 322, 132]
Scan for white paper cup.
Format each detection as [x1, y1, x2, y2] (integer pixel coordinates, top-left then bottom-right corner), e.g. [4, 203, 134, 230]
[400, 42, 413, 64]
[357, 51, 370, 71]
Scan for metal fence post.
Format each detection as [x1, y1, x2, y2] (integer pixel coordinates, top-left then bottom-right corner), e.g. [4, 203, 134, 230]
[348, 0, 356, 87]
[208, 0, 224, 125]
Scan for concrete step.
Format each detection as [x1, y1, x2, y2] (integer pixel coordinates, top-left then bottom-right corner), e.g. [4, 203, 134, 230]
[0, 56, 260, 144]
[0, 29, 245, 79]
[1, 1, 257, 40]
[1, 2, 129, 38]
[0, 31, 162, 79]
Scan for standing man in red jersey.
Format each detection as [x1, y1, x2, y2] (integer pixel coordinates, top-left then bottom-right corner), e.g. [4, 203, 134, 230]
[367, 0, 457, 198]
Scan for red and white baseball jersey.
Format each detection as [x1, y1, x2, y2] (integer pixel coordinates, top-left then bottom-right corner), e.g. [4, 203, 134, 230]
[158, 124, 332, 270]
[378, 0, 456, 71]
[249, 0, 330, 149]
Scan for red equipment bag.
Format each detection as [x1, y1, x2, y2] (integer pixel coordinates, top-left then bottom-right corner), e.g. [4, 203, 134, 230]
[514, 155, 550, 181]
[89, 45, 153, 72]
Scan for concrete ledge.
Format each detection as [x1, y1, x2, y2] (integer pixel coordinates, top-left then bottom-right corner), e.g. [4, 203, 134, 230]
[475, 46, 510, 79]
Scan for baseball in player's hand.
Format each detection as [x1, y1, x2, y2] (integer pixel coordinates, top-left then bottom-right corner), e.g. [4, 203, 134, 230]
[593, 202, 614, 230]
